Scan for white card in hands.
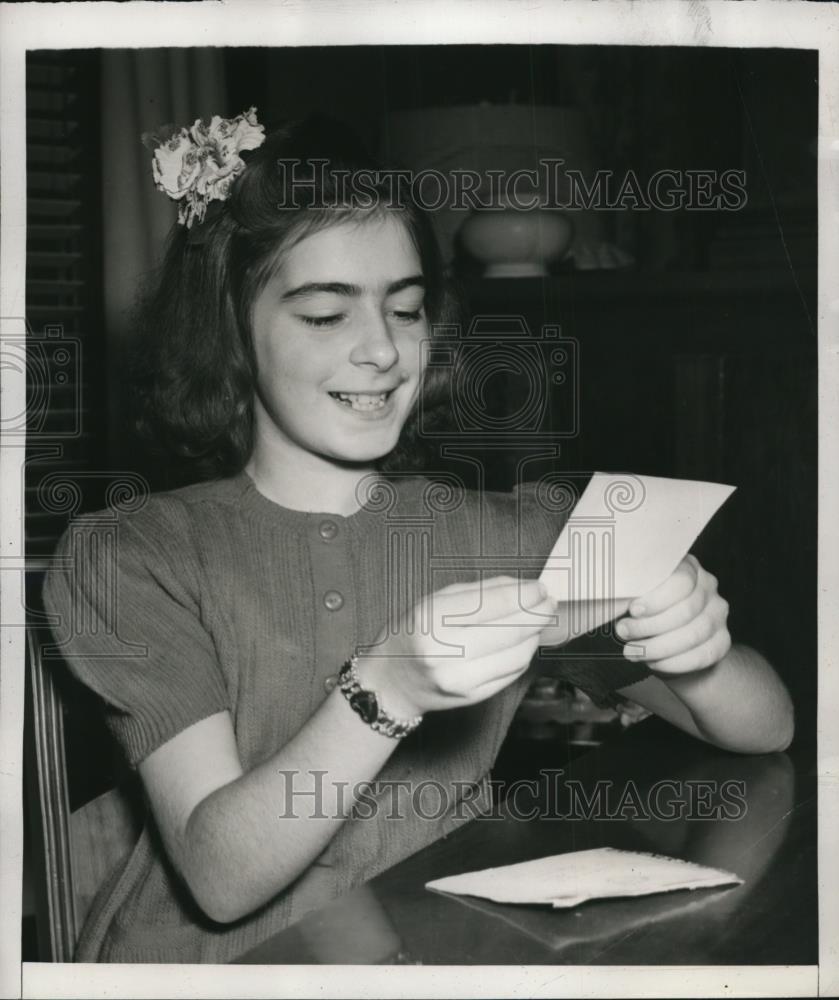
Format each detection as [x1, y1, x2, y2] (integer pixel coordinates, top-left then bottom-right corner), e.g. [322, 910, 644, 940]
[538, 472, 735, 606]
[425, 847, 743, 908]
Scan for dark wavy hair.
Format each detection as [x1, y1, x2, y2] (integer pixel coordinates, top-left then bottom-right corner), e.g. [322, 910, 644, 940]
[130, 113, 459, 482]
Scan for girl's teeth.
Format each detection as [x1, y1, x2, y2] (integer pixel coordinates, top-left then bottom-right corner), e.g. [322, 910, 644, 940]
[334, 392, 388, 411]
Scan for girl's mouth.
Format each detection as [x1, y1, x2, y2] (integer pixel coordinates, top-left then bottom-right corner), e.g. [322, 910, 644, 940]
[328, 390, 394, 412]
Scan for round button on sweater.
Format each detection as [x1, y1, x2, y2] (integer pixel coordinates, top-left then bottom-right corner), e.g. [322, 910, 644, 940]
[323, 590, 344, 611]
[318, 519, 338, 541]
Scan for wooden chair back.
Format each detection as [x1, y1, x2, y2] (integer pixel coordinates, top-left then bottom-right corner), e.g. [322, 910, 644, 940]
[24, 622, 143, 962]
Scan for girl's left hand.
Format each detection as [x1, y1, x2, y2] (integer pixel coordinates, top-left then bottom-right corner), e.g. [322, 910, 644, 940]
[615, 554, 731, 674]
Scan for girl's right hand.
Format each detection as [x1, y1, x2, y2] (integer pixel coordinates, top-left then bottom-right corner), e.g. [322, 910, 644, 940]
[355, 575, 557, 718]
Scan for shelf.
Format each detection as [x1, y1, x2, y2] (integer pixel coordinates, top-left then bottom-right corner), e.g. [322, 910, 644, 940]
[458, 266, 818, 355]
[461, 266, 817, 303]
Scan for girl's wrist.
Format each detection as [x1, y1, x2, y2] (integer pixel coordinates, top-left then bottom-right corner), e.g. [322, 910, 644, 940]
[354, 652, 425, 720]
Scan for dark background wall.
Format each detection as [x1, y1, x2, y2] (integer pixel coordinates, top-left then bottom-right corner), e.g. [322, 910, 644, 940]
[229, 44, 816, 272]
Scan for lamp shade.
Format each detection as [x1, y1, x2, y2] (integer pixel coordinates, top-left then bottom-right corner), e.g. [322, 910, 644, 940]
[380, 104, 603, 266]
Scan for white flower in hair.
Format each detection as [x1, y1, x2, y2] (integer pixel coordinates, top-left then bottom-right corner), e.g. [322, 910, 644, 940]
[147, 107, 266, 228]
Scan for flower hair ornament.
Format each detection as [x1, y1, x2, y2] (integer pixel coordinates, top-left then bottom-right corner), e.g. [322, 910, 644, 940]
[143, 106, 266, 229]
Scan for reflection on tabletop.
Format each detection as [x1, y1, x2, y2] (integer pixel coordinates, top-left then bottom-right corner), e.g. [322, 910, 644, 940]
[235, 726, 814, 965]
[427, 752, 797, 957]
[295, 885, 404, 965]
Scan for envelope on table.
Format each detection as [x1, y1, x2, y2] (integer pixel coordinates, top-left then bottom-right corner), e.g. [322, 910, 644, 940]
[425, 847, 743, 908]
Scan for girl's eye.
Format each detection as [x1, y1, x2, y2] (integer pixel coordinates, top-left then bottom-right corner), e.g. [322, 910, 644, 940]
[298, 307, 424, 328]
[299, 314, 344, 329]
[390, 308, 424, 324]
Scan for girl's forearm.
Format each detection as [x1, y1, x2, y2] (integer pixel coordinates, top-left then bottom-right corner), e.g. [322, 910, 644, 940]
[662, 643, 794, 754]
[181, 687, 401, 924]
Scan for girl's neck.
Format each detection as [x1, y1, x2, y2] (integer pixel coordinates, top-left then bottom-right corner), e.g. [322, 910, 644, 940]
[244, 447, 380, 517]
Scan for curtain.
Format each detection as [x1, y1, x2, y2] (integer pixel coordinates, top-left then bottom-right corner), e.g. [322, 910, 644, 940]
[100, 49, 227, 466]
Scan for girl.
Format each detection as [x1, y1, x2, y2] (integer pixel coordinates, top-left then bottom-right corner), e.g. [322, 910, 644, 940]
[43, 110, 794, 963]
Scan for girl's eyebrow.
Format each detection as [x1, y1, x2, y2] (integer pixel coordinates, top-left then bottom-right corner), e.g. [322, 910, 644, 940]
[281, 275, 425, 302]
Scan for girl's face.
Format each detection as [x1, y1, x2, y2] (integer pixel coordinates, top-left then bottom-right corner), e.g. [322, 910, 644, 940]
[249, 213, 429, 470]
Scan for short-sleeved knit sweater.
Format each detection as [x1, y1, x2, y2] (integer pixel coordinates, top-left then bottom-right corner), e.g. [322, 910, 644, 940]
[42, 471, 649, 963]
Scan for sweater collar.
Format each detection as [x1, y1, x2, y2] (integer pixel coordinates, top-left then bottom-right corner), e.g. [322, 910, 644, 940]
[230, 470, 428, 534]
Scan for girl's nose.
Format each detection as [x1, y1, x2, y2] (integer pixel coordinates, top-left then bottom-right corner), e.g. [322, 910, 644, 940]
[349, 312, 399, 370]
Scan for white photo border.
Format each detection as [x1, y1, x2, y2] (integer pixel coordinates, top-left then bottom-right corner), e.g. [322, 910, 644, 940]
[1, 1, 836, 997]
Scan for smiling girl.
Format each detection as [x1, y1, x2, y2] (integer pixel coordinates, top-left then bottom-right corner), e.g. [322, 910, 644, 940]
[246, 215, 428, 503]
[43, 111, 794, 963]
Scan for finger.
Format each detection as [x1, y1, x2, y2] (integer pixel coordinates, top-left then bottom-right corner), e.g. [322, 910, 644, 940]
[452, 597, 558, 659]
[617, 583, 707, 641]
[439, 575, 519, 595]
[641, 630, 732, 676]
[440, 578, 548, 626]
[629, 557, 698, 618]
[425, 634, 536, 702]
[470, 596, 559, 631]
[443, 574, 548, 595]
[471, 665, 533, 703]
[623, 604, 727, 664]
[468, 634, 542, 696]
